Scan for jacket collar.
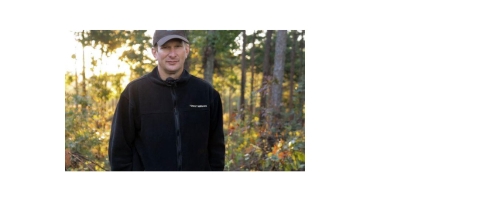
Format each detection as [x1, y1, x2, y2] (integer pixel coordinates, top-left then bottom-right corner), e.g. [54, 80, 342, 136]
[148, 66, 191, 87]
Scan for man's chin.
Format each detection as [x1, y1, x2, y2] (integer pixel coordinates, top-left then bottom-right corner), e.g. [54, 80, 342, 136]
[164, 68, 181, 75]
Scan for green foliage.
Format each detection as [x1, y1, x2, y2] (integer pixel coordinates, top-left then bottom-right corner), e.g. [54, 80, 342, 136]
[224, 109, 305, 171]
[186, 30, 242, 77]
[118, 30, 156, 80]
[65, 90, 110, 171]
[67, 30, 152, 171]
[214, 30, 242, 54]
[65, 71, 125, 171]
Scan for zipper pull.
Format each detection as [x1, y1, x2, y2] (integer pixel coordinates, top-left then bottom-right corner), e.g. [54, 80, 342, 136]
[166, 77, 177, 87]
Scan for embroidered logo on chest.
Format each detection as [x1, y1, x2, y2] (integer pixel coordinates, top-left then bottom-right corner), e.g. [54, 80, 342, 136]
[190, 105, 208, 108]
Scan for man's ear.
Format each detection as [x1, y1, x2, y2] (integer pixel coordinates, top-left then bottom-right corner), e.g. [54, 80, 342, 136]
[185, 44, 190, 57]
[151, 47, 158, 60]
[151, 48, 156, 57]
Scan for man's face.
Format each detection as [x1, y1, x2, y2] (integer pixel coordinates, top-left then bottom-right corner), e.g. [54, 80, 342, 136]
[153, 39, 190, 75]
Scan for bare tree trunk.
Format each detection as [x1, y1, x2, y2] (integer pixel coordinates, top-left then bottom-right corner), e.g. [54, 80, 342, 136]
[240, 30, 247, 121]
[73, 42, 79, 99]
[204, 30, 216, 85]
[184, 30, 190, 72]
[289, 31, 298, 113]
[298, 30, 305, 127]
[73, 44, 79, 111]
[259, 30, 272, 125]
[228, 88, 232, 127]
[249, 31, 257, 121]
[267, 30, 287, 139]
[81, 30, 87, 98]
[270, 30, 288, 122]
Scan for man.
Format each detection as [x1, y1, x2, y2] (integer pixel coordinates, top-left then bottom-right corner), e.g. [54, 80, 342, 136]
[108, 30, 225, 171]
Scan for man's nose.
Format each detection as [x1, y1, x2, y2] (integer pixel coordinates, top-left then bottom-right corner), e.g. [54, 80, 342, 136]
[168, 48, 177, 57]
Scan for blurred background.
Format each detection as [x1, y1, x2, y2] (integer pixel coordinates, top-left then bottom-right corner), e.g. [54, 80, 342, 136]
[64, 30, 305, 171]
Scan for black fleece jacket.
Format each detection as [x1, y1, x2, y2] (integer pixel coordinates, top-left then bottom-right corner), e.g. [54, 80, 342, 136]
[108, 67, 225, 171]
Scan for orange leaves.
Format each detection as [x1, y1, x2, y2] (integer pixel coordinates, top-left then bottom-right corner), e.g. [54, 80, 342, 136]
[267, 140, 291, 161]
[272, 143, 280, 154]
[244, 145, 254, 154]
[244, 144, 261, 155]
[230, 112, 237, 121]
[278, 152, 285, 159]
[268, 140, 292, 161]
[228, 123, 251, 136]
[228, 126, 235, 136]
[278, 150, 291, 160]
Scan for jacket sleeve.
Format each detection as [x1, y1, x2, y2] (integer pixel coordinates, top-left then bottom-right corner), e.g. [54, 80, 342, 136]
[208, 90, 226, 171]
[108, 93, 136, 171]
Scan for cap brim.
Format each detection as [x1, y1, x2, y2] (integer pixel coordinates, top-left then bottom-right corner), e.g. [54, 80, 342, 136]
[157, 35, 189, 46]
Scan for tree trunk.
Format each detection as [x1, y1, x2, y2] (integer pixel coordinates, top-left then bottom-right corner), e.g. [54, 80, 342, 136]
[228, 88, 233, 127]
[289, 31, 298, 113]
[298, 30, 305, 126]
[268, 30, 287, 138]
[204, 30, 216, 85]
[184, 30, 190, 72]
[249, 31, 257, 121]
[81, 30, 87, 97]
[259, 30, 272, 125]
[71, 48, 79, 111]
[270, 30, 287, 120]
[240, 30, 247, 121]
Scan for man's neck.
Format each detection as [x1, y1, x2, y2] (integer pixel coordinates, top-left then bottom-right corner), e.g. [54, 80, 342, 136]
[158, 69, 183, 81]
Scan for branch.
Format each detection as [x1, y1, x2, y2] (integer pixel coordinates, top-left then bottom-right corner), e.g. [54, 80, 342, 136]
[71, 152, 107, 171]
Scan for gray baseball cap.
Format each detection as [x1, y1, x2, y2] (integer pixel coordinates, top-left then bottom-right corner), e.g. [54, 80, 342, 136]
[153, 30, 189, 46]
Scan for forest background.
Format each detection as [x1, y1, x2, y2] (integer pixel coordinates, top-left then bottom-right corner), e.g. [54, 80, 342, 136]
[64, 30, 306, 171]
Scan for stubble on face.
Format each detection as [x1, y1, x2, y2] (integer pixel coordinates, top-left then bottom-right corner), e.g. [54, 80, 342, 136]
[154, 40, 189, 80]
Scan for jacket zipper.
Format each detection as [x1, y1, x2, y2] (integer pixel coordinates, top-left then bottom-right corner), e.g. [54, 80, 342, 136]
[170, 84, 182, 170]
